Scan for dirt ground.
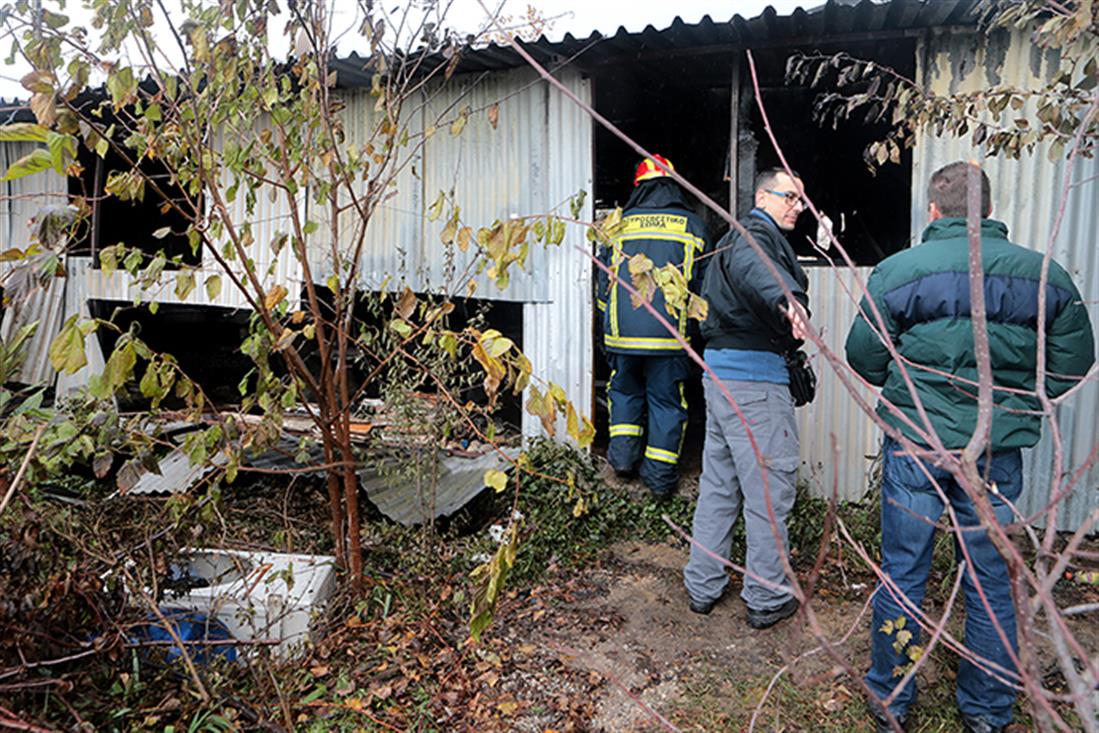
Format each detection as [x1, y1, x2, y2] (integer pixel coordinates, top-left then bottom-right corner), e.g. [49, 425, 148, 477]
[483, 538, 872, 732]
[474, 534, 1099, 733]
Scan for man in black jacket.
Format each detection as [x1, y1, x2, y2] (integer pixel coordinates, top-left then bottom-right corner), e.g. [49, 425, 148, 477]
[682, 168, 810, 629]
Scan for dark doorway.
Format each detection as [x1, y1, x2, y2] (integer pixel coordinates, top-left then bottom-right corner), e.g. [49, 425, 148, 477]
[304, 287, 527, 433]
[88, 299, 252, 409]
[589, 52, 733, 475]
[737, 39, 918, 264]
[68, 125, 198, 267]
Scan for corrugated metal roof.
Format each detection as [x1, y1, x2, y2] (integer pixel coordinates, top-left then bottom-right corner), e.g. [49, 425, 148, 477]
[331, 0, 980, 86]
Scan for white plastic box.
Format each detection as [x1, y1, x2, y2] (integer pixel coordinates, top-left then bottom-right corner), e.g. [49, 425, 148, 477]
[161, 548, 338, 660]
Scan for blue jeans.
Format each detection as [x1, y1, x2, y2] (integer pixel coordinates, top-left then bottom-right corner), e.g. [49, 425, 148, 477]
[866, 438, 1022, 726]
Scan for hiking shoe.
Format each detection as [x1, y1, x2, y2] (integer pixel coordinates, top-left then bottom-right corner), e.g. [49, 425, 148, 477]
[611, 464, 638, 479]
[688, 587, 726, 615]
[746, 597, 800, 629]
[961, 714, 1005, 733]
[867, 701, 906, 732]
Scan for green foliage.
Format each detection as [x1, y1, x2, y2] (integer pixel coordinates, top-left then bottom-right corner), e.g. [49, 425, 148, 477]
[0, 124, 76, 181]
[0, 322, 37, 385]
[47, 315, 96, 375]
[469, 521, 518, 642]
[504, 439, 695, 584]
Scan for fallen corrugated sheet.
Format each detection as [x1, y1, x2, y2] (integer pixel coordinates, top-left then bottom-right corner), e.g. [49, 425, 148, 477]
[124, 435, 327, 495]
[125, 448, 228, 495]
[242, 435, 329, 473]
[361, 448, 521, 527]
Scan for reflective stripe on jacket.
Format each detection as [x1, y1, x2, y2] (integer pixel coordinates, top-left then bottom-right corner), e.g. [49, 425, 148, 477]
[597, 207, 707, 355]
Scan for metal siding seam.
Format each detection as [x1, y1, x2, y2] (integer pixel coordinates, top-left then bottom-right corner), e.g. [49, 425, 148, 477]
[522, 70, 593, 441]
[798, 266, 881, 502]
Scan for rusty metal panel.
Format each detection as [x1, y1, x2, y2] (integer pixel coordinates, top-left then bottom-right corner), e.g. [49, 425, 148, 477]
[905, 29, 1099, 530]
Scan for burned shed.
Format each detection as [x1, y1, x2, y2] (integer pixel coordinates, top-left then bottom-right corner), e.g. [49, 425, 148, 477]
[2, 0, 1097, 530]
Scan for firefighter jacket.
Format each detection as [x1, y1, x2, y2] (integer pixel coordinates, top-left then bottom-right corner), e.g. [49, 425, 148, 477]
[596, 180, 708, 355]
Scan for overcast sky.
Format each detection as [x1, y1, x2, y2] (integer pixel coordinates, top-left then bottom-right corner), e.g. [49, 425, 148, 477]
[0, 0, 811, 99]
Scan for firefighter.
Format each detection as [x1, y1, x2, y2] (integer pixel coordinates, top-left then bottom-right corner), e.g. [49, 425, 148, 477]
[596, 155, 708, 497]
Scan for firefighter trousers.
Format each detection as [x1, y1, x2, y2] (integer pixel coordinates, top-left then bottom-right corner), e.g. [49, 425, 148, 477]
[606, 352, 689, 495]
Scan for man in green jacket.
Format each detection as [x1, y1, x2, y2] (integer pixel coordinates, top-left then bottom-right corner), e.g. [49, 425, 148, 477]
[846, 161, 1095, 733]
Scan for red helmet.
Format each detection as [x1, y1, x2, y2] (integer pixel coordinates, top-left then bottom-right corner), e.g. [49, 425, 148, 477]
[634, 154, 675, 186]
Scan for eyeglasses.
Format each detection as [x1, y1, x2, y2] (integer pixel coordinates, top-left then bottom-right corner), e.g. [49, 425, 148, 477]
[765, 189, 803, 206]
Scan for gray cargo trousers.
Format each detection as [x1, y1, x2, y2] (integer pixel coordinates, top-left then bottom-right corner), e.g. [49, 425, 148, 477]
[683, 378, 799, 611]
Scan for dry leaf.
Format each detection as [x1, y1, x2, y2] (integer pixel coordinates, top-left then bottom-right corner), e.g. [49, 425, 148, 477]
[264, 284, 288, 310]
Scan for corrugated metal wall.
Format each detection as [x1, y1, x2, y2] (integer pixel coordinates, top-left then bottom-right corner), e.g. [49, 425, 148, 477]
[798, 266, 881, 500]
[522, 74, 594, 439]
[2, 72, 595, 440]
[331, 67, 583, 303]
[334, 69, 594, 437]
[1, 141, 68, 251]
[0, 142, 69, 385]
[908, 29, 1099, 529]
[0, 127, 304, 392]
[325, 84, 425, 293]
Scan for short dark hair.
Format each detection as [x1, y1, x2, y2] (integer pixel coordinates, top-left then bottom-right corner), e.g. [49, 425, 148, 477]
[754, 167, 801, 193]
[928, 161, 991, 217]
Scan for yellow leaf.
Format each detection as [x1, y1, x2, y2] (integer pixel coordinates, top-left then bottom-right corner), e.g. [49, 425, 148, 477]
[457, 226, 472, 252]
[264, 284, 288, 310]
[687, 293, 709, 321]
[395, 287, 417, 320]
[628, 253, 653, 276]
[484, 469, 508, 492]
[578, 416, 595, 449]
[481, 330, 513, 358]
[496, 701, 519, 715]
[428, 191, 445, 222]
[566, 402, 579, 442]
[450, 105, 470, 136]
[441, 217, 458, 245]
[205, 274, 222, 300]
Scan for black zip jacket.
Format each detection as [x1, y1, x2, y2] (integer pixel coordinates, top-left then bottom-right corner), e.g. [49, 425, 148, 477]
[700, 209, 810, 353]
